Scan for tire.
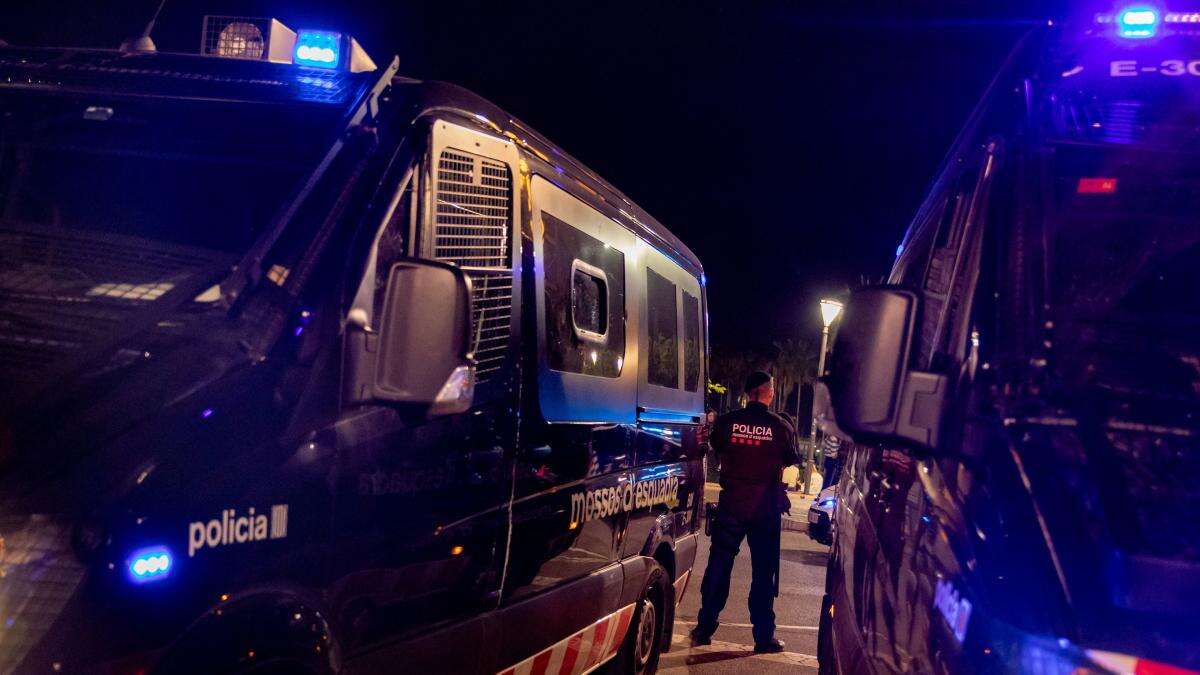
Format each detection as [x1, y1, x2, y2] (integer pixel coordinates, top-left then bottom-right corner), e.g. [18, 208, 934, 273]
[605, 561, 669, 675]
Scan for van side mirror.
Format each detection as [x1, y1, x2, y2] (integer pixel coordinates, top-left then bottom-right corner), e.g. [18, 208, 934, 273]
[352, 259, 475, 416]
[826, 287, 947, 451]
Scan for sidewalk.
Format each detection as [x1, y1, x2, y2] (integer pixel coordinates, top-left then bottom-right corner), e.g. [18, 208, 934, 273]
[703, 482, 814, 533]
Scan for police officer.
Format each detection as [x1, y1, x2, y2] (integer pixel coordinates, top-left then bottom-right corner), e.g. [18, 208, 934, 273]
[691, 371, 799, 653]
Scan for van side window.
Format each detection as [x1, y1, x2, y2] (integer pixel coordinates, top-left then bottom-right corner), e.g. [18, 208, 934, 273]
[543, 212, 625, 377]
[370, 172, 415, 322]
[683, 291, 701, 392]
[646, 268, 679, 389]
[892, 198, 944, 287]
[915, 143, 999, 369]
[572, 262, 608, 339]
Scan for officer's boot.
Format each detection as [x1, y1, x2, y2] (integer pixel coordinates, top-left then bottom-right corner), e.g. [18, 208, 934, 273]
[754, 638, 786, 653]
[689, 624, 715, 646]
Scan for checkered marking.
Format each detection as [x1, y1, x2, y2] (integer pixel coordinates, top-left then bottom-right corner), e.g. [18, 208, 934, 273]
[496, 603, 636, 675]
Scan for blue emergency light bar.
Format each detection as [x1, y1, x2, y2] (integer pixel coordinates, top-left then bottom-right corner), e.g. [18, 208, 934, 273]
[126, 545, 173, 584]
[1094, 6, 1200, 37]
[294, 30, 342, 69]
[201, 17, 377, 72]
[1118, 6, 1161, 37]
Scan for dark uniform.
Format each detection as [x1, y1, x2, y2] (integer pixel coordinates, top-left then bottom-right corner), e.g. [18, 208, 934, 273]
[695, 399, 799, 646]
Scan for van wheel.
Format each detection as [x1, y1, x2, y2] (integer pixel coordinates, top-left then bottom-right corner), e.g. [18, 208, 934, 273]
[605, 561, 668, 675]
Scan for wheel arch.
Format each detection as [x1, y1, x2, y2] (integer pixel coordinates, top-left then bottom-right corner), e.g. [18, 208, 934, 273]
[153, 587, 339, 674]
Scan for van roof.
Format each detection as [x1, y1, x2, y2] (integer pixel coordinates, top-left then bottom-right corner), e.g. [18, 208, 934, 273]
[0, 45, 703, 277]
[392, 79, 704, 276]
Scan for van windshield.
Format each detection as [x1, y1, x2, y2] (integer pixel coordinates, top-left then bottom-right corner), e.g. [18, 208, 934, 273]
[1047, 143, 1200, 411]
[0, 95, 317, 396]
[0, 100, 303, 254]
[1034, 142, 1200, 563]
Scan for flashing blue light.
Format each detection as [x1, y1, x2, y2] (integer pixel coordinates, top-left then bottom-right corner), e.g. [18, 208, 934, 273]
[126, 546, 173, 584]
[640, 425, 680, 439]
[294, 30, 342, 69]
[639, 409, 696, 424]
[1118, 6, 1160, 37]
[819, 499, 836, 508]
[895, 244, 904, 258]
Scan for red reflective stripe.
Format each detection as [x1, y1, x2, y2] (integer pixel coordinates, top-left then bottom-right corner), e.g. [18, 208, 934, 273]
[495, 604, 638, 675]
[674, 570, 691, 605]
[609, 606, 634, 656]
[584, 618, 609, 669]
[1136, 660, 1198, 675]
[529, 648, 554, 675]
[558, 633, 583, 675]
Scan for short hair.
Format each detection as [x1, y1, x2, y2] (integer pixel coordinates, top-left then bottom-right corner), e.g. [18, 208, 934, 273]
[744, 370, 772, 393]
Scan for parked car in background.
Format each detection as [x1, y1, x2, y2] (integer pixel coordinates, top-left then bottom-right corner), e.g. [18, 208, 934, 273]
[807, 486, 836, 546]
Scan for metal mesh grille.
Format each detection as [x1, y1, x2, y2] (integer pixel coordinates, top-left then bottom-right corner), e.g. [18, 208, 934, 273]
[1051, 93, 1200, 151]
[0, 228, 221, 392]
[1104, 429, 1200, 561]
[433, 149, 513, 382]
[201, 16, 268, 60]
[0, 516, 86, 673]
[0, 49, 367, 106]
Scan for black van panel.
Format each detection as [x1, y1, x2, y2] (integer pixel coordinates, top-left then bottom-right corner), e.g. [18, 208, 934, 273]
[0, 47, 705, 673]
[492, 560, 625, 673]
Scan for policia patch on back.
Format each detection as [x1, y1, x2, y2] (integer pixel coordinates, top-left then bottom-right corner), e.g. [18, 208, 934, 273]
[730, 423, 774, 446]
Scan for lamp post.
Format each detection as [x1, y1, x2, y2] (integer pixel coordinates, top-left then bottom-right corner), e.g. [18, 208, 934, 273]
[803, 298, 843, 494]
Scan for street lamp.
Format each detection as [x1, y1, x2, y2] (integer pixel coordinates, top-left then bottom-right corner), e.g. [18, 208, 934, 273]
[803, 298, 843, 493]
[820, 299, 844, 332]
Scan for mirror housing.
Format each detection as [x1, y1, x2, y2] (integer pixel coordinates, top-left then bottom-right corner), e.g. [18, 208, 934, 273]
[352, 259, 475, 416]
[826, 287, 947, 451]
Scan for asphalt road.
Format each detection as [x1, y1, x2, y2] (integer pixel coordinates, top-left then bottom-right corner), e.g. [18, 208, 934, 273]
[663, 498, 828, 674]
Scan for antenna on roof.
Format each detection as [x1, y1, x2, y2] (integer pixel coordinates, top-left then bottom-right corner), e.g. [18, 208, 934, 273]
[120, 0, 168, 53]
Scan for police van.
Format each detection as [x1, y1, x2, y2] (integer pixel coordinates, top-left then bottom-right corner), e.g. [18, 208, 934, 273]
[818, 8, 1200, 674]
[0, 16, 706, 673]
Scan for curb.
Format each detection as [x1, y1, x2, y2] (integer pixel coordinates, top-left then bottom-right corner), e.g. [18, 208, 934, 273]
[706, 482, 813, 534]
[782, 516, 809, 533]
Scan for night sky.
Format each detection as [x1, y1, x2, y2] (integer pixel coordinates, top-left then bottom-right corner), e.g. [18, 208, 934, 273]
[0, 1, 1065, 349]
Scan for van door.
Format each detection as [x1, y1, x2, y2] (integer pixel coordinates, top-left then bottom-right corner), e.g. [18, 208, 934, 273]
[843, 141, 998, 672]
[491, 175, 637, 671]
[332, 119, 521, 673]
[622, 249, 705, 564]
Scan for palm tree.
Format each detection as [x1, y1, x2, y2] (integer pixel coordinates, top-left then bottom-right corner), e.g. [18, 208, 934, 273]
[770, 337, 817, 416]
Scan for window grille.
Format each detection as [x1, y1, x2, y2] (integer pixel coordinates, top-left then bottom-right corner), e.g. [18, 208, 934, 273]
[433, 149, 514, 382]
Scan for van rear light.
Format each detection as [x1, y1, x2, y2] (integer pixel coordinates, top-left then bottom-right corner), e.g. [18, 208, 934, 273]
[1077, 177, 1119, 194]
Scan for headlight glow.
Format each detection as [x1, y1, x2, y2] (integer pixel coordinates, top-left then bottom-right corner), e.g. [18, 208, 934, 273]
[126, 545, 173, 584]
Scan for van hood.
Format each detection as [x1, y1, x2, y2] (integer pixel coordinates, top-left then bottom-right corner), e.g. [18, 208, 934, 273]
[0, 310, 251, 516]
[0, 320, 267, 671]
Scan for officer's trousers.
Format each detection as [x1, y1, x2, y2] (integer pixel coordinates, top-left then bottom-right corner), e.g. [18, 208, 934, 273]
[695, 509, 781, 644]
